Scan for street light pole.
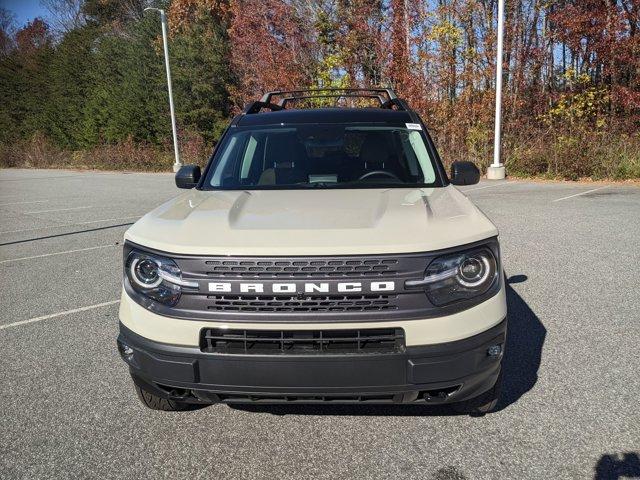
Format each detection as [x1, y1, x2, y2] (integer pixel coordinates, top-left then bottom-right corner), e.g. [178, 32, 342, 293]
[144, 7, 182, 172]
[488, 0, 506, 180]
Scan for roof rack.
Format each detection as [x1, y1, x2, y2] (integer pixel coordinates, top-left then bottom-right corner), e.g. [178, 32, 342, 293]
[243, 87, 410, 114]
[262, 87, 397, 104]
[278, 94, 386, 107]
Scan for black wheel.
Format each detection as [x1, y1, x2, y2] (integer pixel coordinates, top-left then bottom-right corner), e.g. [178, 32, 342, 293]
[134, 384, 193, 411]
[453, 370, 502, 415]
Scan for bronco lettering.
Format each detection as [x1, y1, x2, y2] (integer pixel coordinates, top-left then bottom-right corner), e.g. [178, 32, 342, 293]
[207, 281, 396, 293]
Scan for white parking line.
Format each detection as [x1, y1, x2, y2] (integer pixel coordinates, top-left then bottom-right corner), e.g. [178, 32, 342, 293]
[0, 244, 119, 264]
[463, 182, 514, 192]
[24, 205, 93, 214]
[0, 215, 142, 234]
[552, 186, 609, 202]
[0, 300, 120, 331]
[0, 200, 47, 207]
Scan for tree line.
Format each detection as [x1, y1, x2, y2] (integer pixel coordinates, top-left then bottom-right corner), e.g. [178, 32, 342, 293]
[1, 0, 639, 178]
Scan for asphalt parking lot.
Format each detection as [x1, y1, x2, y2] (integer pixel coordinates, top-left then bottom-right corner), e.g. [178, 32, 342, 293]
[0, 168, 638, 479]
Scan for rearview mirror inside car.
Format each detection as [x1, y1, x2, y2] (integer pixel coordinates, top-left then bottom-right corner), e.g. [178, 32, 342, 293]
[175, 165, 201, 189]
[450, 161, 480, 186]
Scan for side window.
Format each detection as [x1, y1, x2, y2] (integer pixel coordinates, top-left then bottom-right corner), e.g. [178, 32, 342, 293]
[210, 135, 241, 186]
[240, 135, 258, 181]
[408, 131, 436, 183]
[399, 132, 421, 178]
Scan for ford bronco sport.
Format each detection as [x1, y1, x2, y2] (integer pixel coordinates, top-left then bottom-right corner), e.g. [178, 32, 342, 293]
[117, 88, 507, 414]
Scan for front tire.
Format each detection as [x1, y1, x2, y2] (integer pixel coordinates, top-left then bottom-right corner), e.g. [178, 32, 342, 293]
[134, 384, 192, 411]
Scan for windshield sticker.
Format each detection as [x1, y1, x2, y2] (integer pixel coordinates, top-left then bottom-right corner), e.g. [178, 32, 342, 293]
[406, 123, 422, 130]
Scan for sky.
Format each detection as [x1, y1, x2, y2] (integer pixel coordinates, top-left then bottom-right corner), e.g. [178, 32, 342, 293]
[1, 0, 52, 27]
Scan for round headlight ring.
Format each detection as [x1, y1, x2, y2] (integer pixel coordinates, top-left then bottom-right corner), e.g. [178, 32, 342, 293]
[456, 254, 491, 288]
[129, 257, 162, 288]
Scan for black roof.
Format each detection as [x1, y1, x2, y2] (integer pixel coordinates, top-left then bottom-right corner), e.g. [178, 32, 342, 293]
[236, 108, 414, 126]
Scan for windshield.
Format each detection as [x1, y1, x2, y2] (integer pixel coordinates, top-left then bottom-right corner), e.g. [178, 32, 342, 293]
[202, 124, 441, 190]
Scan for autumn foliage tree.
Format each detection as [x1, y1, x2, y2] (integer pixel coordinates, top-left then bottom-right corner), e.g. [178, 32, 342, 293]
[226, 0, 316, 107]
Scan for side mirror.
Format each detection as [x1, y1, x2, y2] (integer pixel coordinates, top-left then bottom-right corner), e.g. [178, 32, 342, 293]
[175, 165, 201, 189]
[450, 161, 480, 186]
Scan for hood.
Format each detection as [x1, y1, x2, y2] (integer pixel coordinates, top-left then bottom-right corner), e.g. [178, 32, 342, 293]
[124, 186, 498, 256]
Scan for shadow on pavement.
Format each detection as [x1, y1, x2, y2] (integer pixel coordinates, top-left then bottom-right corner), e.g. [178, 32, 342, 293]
[494, 274, 546, 411]
[594, 452, 640, 480]
[230, 275, 545, 417]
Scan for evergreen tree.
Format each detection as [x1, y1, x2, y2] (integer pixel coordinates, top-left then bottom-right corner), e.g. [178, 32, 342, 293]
[46, 25, 98, 148]
[0, 19, 53, 144]
[171, 8, 232, 144]
[80, 16, 168, 146]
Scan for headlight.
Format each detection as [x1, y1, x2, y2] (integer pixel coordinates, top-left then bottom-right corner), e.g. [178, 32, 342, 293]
[129, 257, 162, 288]
[457, 255, 491, 287]
[125, 249, 197, 307]
[407, 247, 498, 306]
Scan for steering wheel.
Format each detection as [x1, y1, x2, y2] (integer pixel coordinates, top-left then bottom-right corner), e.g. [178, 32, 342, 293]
[357, 170, 401, 182]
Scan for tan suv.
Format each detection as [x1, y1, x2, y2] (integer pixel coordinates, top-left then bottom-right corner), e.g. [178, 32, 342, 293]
[117, 88, 507, 414]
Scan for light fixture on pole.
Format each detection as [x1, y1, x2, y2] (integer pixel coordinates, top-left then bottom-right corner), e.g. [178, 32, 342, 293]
[144, 7, 182, 173]
[488, 0, 506, 180]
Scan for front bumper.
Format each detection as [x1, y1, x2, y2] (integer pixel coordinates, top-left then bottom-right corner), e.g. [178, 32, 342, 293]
[117, 318, 506, 405]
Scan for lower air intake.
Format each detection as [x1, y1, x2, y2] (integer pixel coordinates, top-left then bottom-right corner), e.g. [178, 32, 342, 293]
[200, 327, 405, 355]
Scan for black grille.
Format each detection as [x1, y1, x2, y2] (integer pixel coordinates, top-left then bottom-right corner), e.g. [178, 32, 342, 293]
[200, 327, 405, 355]
[203, 258, 399, 278]
[205, 294, 398, 312]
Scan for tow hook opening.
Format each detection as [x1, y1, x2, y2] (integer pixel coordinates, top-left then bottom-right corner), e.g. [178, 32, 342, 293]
[155, 383, 192, 399]
[421, 385, 461, 402]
